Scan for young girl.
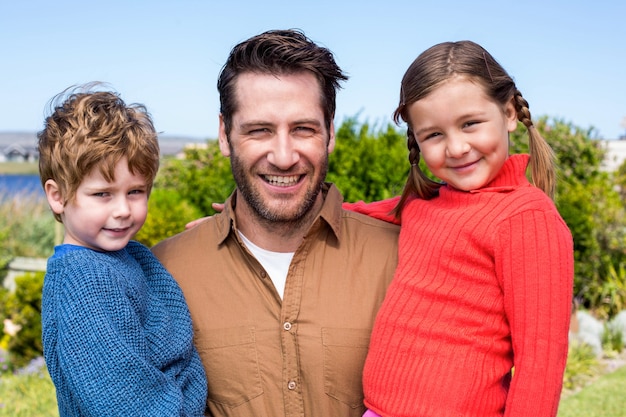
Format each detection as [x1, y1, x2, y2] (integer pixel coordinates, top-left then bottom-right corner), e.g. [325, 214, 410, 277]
[348, 41, 574, 417]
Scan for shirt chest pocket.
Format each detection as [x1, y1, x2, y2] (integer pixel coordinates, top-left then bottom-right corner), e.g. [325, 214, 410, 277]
[322, 328, 371, 408]
[195, 326, 263, 407]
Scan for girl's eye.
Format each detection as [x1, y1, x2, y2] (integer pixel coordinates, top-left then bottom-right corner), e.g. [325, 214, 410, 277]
[422, 132, 441, 141]
[463, 121, 479, 128]
[93, 192, 109, 197]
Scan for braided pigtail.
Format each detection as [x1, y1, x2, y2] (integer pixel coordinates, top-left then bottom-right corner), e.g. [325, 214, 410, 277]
[393, 128, 441, 218]
[514, 91, 556, 199]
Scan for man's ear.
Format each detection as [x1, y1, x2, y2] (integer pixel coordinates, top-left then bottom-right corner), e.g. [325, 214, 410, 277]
[44, 179, 65, 215]
[327, 119, 336, 154]
[218, 114, 231, 157]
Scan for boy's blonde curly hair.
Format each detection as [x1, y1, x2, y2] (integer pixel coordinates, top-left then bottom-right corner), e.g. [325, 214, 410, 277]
[37, 83, 160, 222]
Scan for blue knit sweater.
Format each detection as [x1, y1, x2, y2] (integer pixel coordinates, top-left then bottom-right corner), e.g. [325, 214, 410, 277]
[42, 241, 207, 416]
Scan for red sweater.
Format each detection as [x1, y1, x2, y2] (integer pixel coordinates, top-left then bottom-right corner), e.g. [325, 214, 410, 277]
[347, 155, 573, 417]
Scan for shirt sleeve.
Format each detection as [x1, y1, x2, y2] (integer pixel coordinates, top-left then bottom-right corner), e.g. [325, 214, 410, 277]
[343, 196, 401, 224]
[49, 261, 186, 416]
[496, 208, 574, 417]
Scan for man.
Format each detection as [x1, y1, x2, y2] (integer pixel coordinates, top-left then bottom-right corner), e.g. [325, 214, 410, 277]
[152, 29, 399, 417]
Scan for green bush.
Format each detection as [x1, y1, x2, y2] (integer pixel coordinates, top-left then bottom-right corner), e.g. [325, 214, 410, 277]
[327, 118, 409, 202]
[562, 341, 601, 391]
[135, 188, 203, 247]
[0, 272, 44, 368]
[602, 320, 624, 356]
[155, 142, 235, 216]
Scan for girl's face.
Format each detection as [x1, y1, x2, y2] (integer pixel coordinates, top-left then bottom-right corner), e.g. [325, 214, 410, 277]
[407, 76, 518, 192]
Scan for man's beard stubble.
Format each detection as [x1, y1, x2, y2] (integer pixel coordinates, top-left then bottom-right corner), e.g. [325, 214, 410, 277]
[229, 151, 328, 230]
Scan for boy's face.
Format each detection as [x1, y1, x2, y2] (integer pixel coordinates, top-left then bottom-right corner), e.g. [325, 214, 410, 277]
[46, 157, 149, 252]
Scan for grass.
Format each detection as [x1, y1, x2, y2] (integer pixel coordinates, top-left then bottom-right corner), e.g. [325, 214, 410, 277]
[0, 371, 58, 417]
[558, 364, 626, 417]
[0, 361, 624, 416]
[0, 162, 38, 175]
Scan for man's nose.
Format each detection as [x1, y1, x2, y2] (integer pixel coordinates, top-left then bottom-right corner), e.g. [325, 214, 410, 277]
[267, 132, 300, 169]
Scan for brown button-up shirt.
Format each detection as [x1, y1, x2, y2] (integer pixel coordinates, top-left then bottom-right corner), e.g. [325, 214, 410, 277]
[152, 183, 399, 417]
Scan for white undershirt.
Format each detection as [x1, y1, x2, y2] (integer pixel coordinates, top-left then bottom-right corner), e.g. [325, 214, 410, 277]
[238, 231, 294, 299]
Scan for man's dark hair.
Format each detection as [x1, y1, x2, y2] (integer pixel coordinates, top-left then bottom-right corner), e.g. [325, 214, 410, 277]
[217, 29, 348, 134]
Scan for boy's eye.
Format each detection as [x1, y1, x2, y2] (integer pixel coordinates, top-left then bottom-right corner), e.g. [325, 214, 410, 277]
[93, 192, 109, 197]
[128, 189, 145, 195]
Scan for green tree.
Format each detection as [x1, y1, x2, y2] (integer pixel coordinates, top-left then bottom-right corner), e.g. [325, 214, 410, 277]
[328, 118, 409, 202]
[155, 142, 235, 216]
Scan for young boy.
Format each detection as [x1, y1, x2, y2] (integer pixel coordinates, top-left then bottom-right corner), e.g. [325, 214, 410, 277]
[38, 84, 207, 416]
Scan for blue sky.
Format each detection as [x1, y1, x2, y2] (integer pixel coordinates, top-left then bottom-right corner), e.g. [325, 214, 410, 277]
[1, 0, 625, 140]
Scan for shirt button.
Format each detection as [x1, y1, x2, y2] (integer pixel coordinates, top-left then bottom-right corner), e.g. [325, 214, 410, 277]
[283, 322, 292, 331]
[288, 380, 297, 390]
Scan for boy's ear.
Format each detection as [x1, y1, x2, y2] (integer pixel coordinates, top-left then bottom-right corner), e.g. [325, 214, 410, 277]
[44, 179, 65, 215]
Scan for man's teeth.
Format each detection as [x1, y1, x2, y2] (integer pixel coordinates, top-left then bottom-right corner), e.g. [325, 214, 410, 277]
[265, 175, 300, 186]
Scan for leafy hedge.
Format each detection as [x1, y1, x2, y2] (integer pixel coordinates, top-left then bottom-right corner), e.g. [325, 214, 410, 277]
[1, 272, 44, 369]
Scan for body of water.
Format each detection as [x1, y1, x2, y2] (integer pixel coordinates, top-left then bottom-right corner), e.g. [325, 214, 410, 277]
[0, 174, 44, 199]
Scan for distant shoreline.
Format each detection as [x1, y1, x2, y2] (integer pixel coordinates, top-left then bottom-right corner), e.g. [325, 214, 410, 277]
[0, 162, 38, 175]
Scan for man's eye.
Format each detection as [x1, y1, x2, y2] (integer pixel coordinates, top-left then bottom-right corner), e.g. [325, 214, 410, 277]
[294, 127, 316, 135]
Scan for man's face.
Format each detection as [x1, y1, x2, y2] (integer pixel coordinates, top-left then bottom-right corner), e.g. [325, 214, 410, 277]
[219, 72, 335, 225]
